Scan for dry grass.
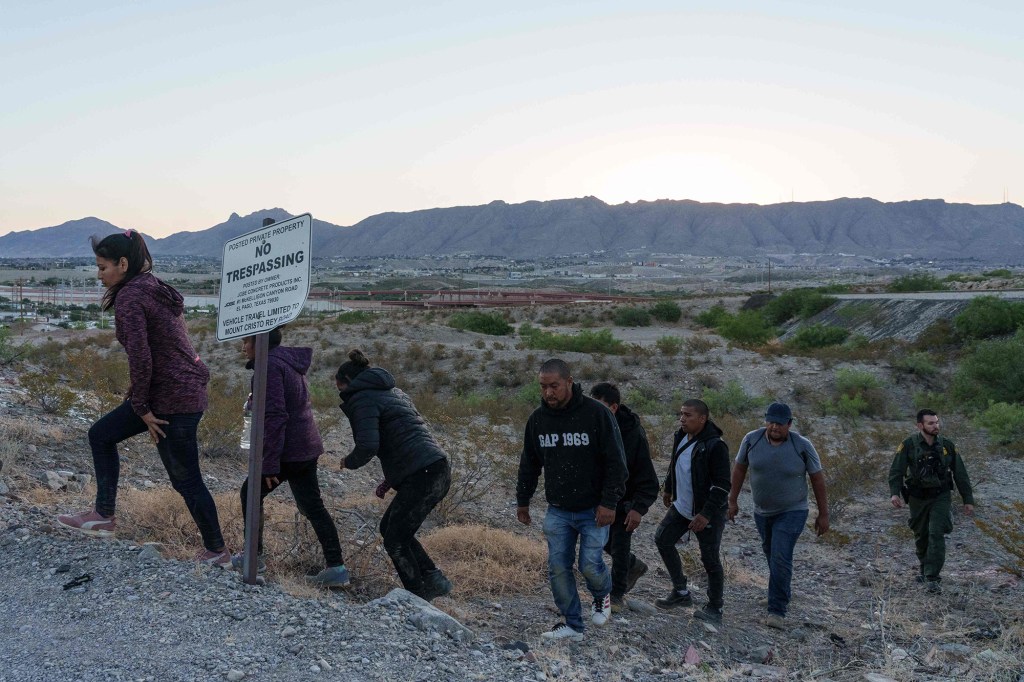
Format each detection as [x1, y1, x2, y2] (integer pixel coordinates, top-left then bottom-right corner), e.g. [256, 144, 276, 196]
[420, 524, 547, 597]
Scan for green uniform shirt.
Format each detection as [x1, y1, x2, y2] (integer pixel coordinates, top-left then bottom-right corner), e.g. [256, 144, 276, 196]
[888, 432, 974, 505]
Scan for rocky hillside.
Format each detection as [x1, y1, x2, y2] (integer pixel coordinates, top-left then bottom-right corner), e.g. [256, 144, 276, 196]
[3, 198, 1023, 262]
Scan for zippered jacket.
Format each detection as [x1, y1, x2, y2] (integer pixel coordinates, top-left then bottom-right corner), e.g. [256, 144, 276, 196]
[663, 420, 731, 520]
[248, 346, 323, 476]
[340, 368, 447, 487]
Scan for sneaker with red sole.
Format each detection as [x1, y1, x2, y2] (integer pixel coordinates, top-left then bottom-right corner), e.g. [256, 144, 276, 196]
[195, 548, 232, 568]
[56, 509, 116, 538]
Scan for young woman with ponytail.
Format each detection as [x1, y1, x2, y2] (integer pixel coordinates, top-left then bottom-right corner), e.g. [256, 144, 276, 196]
[335, 349, 453, 600]
[57, 230, 231, 567]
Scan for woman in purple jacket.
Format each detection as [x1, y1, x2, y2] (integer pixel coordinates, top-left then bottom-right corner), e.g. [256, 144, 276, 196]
[235, 327, 347, 587]
[57, 230, 231, 566]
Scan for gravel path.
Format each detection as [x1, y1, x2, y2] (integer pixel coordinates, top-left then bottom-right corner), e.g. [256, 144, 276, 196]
[0, 512, 542, 682]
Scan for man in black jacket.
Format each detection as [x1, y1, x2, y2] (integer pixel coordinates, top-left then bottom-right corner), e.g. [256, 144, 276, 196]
[654, 399, 731, 623]
[517, 359, 628, 641]
[590, 383, 659, 612]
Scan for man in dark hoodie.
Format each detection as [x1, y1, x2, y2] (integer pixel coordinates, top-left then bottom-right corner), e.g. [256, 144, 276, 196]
[235, 327, 347, 587]
[590, 383, 659, 611]
[654, 399, 731, 623]
[517, 359, 628, 641]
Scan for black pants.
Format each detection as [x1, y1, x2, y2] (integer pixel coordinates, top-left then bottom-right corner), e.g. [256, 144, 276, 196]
[239, 458, 343, 567]
[603, 507, 639, 598]
[654, 505, 726, 610]
[380, 459, 451, 592]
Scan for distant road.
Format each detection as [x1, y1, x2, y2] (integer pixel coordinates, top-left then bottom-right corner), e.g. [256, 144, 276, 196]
[836, 290, 1024, 301]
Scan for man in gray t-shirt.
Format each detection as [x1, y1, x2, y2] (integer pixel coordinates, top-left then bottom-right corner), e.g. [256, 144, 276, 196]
[727, 402, 829, 629]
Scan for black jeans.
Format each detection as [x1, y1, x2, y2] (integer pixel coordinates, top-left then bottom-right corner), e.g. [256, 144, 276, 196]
[239, 458, 344, 566]
[654, 505, 726, 610]
[603, 507, 639, 598]
[380, 459, 451, 592]
[89, 400, 225, 551]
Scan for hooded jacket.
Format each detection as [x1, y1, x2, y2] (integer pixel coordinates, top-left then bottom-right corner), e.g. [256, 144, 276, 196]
[517, 382, 628, 512]
[114, 272, 209, 416]
[339, 368, 447, 487]
[663, 420, 731, 520]
[614, 404, 659, 516]
[248, 346, 323, 476]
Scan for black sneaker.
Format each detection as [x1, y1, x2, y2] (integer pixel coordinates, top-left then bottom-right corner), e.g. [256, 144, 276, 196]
[418, 569, 453, 601]
[693, 606, 723, 623]
[655, 588, 692, 610]
[624, 558, 649, 594]
[925, 580, 942, 594]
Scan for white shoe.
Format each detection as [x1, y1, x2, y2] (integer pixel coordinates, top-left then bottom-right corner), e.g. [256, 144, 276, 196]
[541, 622, 584, 641]
[591, 594, 611, 626]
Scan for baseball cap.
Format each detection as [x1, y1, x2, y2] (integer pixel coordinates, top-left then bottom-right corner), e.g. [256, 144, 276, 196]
[765, 402, 793, 424]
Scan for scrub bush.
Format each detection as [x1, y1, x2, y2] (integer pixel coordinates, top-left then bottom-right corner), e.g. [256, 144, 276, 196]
[650, 300, 683, 323]
[448, 311, 513, 336]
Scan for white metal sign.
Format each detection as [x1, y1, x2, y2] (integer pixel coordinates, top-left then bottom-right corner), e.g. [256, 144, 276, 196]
[217, 213, 312, 341]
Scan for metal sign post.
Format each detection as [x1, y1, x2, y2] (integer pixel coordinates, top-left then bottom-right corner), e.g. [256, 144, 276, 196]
[217, 214, 313, 584]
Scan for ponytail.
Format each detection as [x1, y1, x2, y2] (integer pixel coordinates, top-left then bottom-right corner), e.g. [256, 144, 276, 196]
[91, 229, 154, 310]
[335, 349, 371, 383]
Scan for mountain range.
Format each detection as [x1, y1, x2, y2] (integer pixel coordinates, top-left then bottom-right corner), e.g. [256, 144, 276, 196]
[1, 197, 1022, 263]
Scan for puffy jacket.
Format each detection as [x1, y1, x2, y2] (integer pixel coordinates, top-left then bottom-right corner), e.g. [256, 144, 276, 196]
[114, 272, 209, 416]
[339, 368, 447, 487]
[516, 382, 628, 512]
[664, 420, 731, 520]
[248, 346, 323, 476]
[614, 404, 659, 516]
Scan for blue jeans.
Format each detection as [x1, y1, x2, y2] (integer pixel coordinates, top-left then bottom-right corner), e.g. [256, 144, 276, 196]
[90, 400, 226, 551]
[542, 506, 611, 631]
[754, 509, 808, 617]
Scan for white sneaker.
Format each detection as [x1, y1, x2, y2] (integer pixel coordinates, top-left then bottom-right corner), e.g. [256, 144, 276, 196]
[591, 595, 611, 626]
[541, 622, 584, 641]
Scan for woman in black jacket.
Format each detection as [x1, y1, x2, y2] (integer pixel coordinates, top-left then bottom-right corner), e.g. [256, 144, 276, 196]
[336, 349, 453, 600]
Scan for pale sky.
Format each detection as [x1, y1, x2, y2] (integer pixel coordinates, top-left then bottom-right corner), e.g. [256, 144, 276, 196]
[1, 0, 1020, 238]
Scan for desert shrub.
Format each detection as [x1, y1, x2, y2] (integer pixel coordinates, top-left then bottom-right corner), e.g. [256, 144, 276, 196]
[952, 331, 1024, 408]
[974, 402, 1024, 446]
[448, 311, 513, 336]
[835, 367, 881, 395]
[624, 385, 662, 415]
[887, 273, 947, 292]
[0, 327, 24, 365]
[518, 324, 626, 355]
[335, 310, 375, 324]
[308, 382, 342, 437]
[650, 300, 682, 323]
[515, 381, 541, 406]
[762, 289, 836, 325]
[685, 334, 718, 354]
[953, 296, 1024, 339]
[19, 370, 76, 415]
[613, 306, 651, 327]
[983, 268, 1013, 278]
[420, 524, 547, 596]
[975, 502, 1024, 577]
[694, 304, 729, 328]
[817, 429, 893, 522]
[718, 310, 775, 345]
[911, 319, 959, 352]
[786, 324, 849, 350]
[702, 380, 761, 415]
[826, 367, 886, 419]
[891, 351, 939, 379]
[655, 335, 683, 356]
[199, 374, 247, 457]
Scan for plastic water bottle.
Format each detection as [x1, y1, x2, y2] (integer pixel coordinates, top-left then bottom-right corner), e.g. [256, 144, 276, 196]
[240, 398, 252, 450]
